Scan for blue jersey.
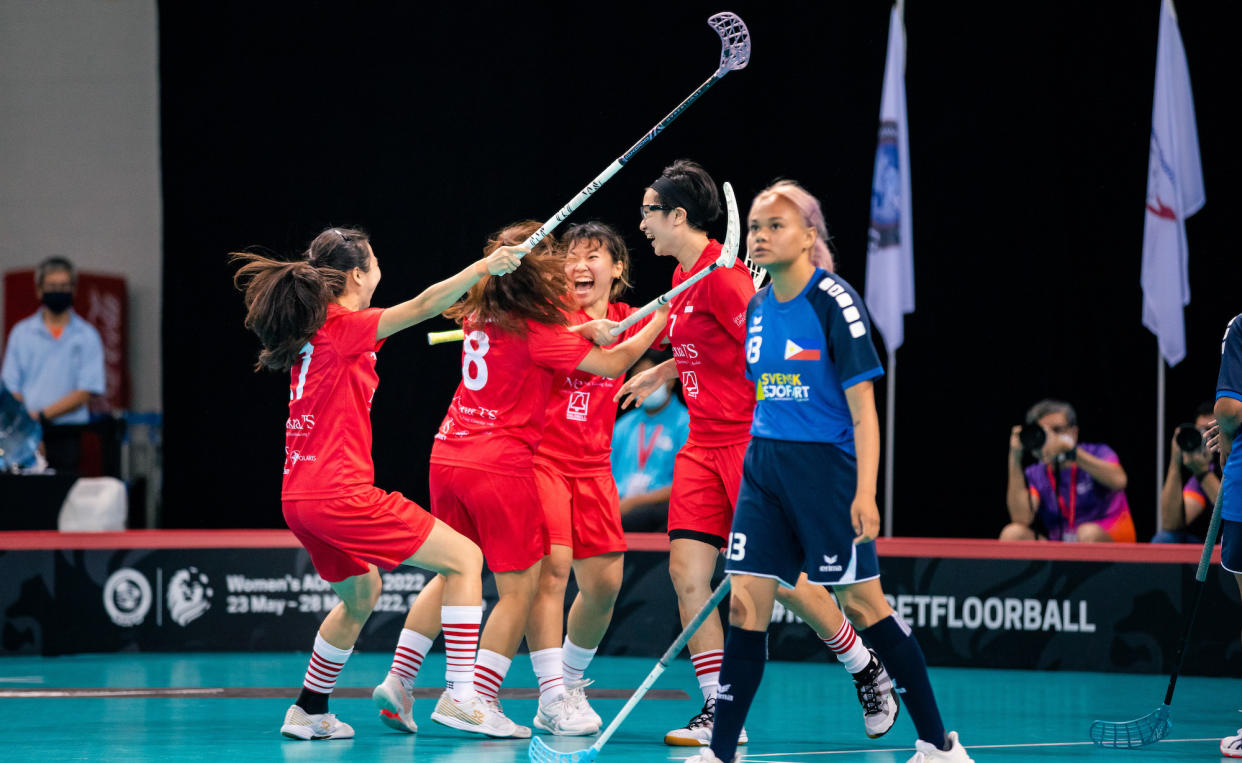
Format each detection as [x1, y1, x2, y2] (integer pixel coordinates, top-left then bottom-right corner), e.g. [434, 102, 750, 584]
[744, 269, 884, 451]
[1217, 314, 1242, 521]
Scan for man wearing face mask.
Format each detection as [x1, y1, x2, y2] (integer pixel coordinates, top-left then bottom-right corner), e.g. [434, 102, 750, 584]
[1001, 399, 1134, 543]
[611, 350, 689, 532]
[1, 256, 105, 473]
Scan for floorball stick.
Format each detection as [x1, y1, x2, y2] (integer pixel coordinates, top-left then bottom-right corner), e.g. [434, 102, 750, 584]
[528, 576, 732, 762]
[517, 12, 750, 253]
[1088, 498, 1223, 747]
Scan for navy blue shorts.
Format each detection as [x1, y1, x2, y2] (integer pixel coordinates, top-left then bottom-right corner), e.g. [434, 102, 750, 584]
[1222, 519, 1242, 574]
[724, 437, 879, 588]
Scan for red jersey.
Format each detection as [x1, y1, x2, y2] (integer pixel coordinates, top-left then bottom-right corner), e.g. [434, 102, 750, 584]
[431, 317, 593, 476]
[282, 304, 386, 499]
[663, 240, 755, 447]
[535, 302, 650, 476]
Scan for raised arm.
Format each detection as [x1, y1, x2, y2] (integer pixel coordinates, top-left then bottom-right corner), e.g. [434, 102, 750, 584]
[1074, 446, 1128, 492]
[1006, 425, 1038, 526]
[376, 246, 524, 340]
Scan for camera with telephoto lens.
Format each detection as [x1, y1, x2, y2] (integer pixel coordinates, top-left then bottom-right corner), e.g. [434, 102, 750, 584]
[1175, 423, 1203, 452]
[1018, 423, 1046, 457]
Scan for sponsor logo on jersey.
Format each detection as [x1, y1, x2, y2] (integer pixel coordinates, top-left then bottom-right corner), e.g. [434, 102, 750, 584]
[567, 390, 590, 422]
[681, 370, 699, 398]
[784, 337, 821, 361]
[671, 343, 699, 360]
[756, 372, 811, 401]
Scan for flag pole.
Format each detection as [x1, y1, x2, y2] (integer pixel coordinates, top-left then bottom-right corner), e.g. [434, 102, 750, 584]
[884, 349, 896, 537]
[1156, 349, 1166, 538]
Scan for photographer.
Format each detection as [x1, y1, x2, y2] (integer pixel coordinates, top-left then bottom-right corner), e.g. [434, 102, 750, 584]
[1154, 402, 1219, 543]
[1002, 399, 1134, 543]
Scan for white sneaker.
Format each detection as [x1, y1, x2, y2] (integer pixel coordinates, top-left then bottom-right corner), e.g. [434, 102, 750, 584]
[1223, 728, 1242, 758]
[564, 678, 602, 731]
[430, 690, 531, 738]
[663, 696, 748, 746]
[372, 674, 417, 733]
[684, 750, 738, 763]
[907, 730, 973, 762]
[533, 690, 600, 735]
[280, 704, 355, 740]
[852, 649, 900, 738]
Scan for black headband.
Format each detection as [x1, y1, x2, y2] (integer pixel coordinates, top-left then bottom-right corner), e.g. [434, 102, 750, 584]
[650, 176, 702, 227]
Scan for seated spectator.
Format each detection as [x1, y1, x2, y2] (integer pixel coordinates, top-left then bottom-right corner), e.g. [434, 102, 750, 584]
[1002, 399, 1134, 543]
[1154, 401, 1219, 543]
[0, 256, 105, 474]
[611, 350, 689, 532]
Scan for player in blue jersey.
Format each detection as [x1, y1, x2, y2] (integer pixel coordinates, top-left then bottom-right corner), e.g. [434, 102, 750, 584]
[1214, 313, 1242, 759]
[686, 181, 971, 763]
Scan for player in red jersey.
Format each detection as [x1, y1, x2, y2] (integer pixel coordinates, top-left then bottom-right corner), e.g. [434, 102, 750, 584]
[395, 220, 667, 739]
[522, 221, 650, 736]
[617, 163, 899, 746]
[231, 226, 524, 741]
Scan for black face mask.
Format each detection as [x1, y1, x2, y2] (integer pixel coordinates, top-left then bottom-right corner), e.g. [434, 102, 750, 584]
[41, 291, 73, 314]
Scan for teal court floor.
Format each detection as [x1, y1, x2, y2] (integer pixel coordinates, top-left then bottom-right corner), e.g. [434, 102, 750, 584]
[0, 652, 1236, 761]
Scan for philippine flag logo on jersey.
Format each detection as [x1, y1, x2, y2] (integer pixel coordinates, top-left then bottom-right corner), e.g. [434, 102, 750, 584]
[784, 337, 821, 361]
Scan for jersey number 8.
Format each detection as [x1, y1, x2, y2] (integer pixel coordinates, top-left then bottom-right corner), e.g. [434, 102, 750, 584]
[463, 330, 490, 391]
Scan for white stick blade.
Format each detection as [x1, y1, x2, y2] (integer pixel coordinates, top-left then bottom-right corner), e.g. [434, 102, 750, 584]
[718, 181, 740, 268]
[709, 12, 751, 71]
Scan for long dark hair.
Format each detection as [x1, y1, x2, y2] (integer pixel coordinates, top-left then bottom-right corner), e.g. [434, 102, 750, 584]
[444, 221, 572, 335]
[230, 227, 371, 371]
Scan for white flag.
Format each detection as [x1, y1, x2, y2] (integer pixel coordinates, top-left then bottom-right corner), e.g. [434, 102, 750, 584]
[865, 4, 914, 352]
[1141, 0, 1205, 367]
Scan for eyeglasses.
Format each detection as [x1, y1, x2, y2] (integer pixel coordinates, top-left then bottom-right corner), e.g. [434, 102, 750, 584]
[639, 204, 674, 219]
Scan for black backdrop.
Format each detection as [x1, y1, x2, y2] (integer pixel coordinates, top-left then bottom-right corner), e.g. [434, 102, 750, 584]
[159, 1, 1241, 539]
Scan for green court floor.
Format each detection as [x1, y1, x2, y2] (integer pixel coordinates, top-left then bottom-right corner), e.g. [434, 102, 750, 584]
[1, 652, 1235, 761]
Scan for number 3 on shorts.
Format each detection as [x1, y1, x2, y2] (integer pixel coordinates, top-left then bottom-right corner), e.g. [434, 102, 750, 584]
[727, 532, 746, 561]
[463, 330, 490, 390]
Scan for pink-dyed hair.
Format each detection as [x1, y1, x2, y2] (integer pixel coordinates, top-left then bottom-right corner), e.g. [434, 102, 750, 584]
[753, 180, 834, 272]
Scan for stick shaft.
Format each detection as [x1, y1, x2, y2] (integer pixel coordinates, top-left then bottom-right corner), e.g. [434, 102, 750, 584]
[520, 71, 726, 252]
[610, 263, 719, 336]
[592, 576, 732, 750]
[1163, 498, 1222, 705]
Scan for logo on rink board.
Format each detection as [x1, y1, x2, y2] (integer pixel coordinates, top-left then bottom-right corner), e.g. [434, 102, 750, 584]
[166, 567, 214, 627]
[102, 568, 152, 627]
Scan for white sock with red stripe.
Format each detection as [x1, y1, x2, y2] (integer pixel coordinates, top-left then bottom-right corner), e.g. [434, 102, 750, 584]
[530, 647, 565, 703]
[822, 618, 871, 673]
[303, 633, 352, 696]
[389, 628, 433, 690]
[473, 649, 511, 702]
[442, 606, 482, 701]
[561, 637, 597, 683]
[691, 649, 723, 702]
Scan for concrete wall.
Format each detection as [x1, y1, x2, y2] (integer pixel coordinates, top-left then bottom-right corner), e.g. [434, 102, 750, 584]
[0, 0, 161, 412]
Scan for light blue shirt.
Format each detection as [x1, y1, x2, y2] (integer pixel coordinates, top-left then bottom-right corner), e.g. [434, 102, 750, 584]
[1, 310, 105, 425]
[611, 397, 690, 499]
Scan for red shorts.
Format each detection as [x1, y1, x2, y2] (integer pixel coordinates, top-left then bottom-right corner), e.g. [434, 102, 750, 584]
[668, 439, 748, 544]
[533, 459, 626, 559]
[429, 463, 549, 572]
[282, 486, 436, 584]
